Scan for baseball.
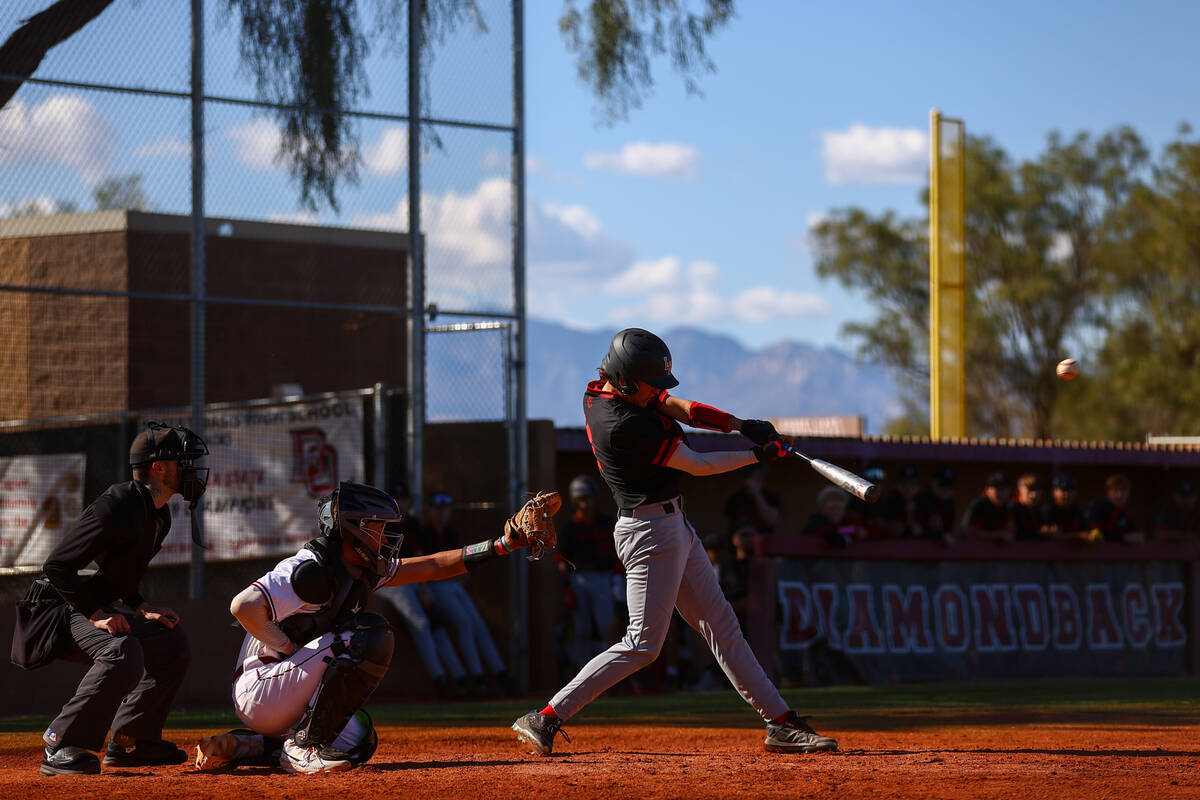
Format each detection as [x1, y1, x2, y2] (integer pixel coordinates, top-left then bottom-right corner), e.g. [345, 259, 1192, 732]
[1056, 358, 1080, 380]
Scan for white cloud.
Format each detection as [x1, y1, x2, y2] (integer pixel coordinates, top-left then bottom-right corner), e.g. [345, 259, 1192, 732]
[0, 94, 116, 184]
[362, 125, 407, 176]
[583, 141, 700, 180]
[226, 118, 282, 170]
[134, 138, 191, 159]
[821, 124, 927, 185]
[604, 257, 832, 325]
[806, 210, 828, 230]
[0, 196, 64, 217]
[267, 209, 321, 225]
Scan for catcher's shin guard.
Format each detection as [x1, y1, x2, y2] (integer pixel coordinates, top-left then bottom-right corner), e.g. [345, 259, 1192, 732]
[294, 613, 394, 749]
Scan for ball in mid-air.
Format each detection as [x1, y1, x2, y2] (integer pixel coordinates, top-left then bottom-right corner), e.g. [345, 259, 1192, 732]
[1056, 358, 1080, 380]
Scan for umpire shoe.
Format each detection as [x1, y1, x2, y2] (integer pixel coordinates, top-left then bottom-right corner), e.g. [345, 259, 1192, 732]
[279, 737, 354, 774]
[765, 711, 839, 753]
[40, 745, 101, 776]
[103, 735, 189, 767]
[512, 710, 571, 756]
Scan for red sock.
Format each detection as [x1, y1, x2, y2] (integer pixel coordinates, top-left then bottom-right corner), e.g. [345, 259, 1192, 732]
[539, 704, 558, 718]
[771, 710, 792, 724]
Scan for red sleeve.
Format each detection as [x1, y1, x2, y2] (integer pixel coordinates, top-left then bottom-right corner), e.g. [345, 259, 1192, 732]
[687, 401, 735, 432]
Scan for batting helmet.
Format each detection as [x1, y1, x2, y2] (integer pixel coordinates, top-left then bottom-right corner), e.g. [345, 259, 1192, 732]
[601, 328, 679, 396]
[569, 474, 598, 499]
[318, 482, 406, 575]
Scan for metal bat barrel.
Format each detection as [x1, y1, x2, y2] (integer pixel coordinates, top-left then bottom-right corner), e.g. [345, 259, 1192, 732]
[809, 458, 880, 503]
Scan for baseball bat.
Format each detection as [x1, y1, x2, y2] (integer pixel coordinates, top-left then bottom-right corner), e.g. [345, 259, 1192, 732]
[784, 445, 880, 504]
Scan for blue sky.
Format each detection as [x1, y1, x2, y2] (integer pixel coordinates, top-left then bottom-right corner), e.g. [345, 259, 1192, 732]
[2, 1, 1198, 351]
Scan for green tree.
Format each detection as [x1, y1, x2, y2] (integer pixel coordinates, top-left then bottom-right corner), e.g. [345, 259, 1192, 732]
[1058, 128, 1200, 440]
[0, 0, 735, 210]
[811, 127, 1148, 439]
[92, 174, 150, 211]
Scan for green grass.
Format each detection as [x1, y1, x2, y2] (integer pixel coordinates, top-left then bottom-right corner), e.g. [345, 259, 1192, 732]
[3, 678, 1196, 734]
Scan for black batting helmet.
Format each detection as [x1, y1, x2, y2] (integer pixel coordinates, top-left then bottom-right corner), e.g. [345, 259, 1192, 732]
[317, 482, 406, 575]
[601, 328, 679, 396]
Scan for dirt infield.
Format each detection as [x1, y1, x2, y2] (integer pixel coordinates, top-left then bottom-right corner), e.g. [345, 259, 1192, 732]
[3, 717, 1199, 800]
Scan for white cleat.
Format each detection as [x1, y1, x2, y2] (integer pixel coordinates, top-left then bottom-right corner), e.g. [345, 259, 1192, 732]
[279, 737, 354, 774]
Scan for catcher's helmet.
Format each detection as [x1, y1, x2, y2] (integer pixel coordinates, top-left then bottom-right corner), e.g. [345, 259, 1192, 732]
[318, 482, 406, 575]
[569, 475, 597, 499]
[601, 328, 679, 396]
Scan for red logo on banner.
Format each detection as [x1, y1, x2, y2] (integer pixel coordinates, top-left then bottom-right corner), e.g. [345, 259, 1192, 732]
[290, 428, 339, 496]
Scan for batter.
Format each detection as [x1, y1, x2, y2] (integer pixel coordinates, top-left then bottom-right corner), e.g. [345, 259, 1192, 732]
[512, 328, 838, 756]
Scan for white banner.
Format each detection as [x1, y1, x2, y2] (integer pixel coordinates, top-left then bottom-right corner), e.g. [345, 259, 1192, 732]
[0, 454, 86, 570]
[145, 396, 365, 563]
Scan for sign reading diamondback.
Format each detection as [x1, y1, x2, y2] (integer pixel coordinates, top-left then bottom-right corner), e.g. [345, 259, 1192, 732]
[775, 558, 1187, 682]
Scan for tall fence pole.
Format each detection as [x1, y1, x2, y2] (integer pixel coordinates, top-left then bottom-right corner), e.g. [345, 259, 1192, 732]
[510, 0, 530, 691]
[406, 0, 425, 510]
[188, 0, 207, 600]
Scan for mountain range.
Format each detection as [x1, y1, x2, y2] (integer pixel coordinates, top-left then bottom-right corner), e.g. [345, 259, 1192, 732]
[518, 319, 901, 433]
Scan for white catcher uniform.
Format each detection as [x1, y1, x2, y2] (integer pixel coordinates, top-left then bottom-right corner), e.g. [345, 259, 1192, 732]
[230, 548, 398, 749]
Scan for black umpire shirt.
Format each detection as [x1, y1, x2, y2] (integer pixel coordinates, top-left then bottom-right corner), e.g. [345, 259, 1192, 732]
[42, 480, 172, 618]
[583, 380, 684, 510]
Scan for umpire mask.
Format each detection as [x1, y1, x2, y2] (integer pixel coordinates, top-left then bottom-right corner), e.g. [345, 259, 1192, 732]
[131, 421, 211, 507]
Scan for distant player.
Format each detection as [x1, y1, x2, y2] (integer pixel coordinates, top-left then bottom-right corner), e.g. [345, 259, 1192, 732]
[511, 328, 838, 756]
[195, 482, 554, 773]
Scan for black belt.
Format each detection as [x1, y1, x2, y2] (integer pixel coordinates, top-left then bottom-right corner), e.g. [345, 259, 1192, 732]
[618, 501, 676, 519]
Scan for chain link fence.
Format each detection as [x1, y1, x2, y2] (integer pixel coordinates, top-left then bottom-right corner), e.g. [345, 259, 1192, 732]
[0, 2, 525, 596]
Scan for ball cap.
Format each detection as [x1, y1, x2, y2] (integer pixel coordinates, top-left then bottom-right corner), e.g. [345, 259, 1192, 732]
[1174, 478, 1197, 496]
[897, 463, 920, 483]
[1053, 474, 1078, 491]
[985, 471, 1010, 488]
[933, 466, 956, 486]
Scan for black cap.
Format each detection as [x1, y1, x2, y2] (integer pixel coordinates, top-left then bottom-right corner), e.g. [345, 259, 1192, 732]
[1052, 474, 1077, 491]
[429, 491, 453, 506]
[934, 466, 955, 486]
[129, 423, 204, 466]
[897, 463, 919, 482]
[1174, 478, 1197, 495]
[985, 471, 1010, 488]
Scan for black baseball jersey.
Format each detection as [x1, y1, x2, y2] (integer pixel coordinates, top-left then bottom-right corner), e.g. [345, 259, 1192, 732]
[964, 495, 1012, 532]
[1086, 498, 1135, 540]
[1155, 502, 1200, 538]
[1009, 502, 1044, 540]
[583, 380, 685, 509]
[558, 510, 617, 572]
[1040, 501, 1085, 535]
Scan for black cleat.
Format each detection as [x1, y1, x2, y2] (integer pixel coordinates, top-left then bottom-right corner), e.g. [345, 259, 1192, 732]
[103, 737, 189, 767]
[765, 711, 839, 753]
[512, 710, 571, 756]
[40, 745, 101, 776]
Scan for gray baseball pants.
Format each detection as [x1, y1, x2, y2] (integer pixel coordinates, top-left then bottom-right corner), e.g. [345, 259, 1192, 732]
[548, 499, 788, 722]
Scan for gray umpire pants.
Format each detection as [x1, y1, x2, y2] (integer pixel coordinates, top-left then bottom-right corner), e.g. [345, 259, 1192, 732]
[47, 609, 190, 751]
[549, 500, 788, 723]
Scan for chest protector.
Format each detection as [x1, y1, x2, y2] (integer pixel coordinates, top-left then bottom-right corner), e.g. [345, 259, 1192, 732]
[278, 537, 378, 645]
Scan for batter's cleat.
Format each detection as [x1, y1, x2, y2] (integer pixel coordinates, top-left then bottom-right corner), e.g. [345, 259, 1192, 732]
[764, 712, 839, 754]
[103, 736, 189, 767]
[279, 737, 354, 774]
[512, 710, 571, 756]
[194, 730, 261, 771]
[40, 745, 101, 776]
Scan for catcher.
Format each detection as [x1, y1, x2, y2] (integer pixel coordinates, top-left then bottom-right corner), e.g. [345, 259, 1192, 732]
[194, 481, 559, 773]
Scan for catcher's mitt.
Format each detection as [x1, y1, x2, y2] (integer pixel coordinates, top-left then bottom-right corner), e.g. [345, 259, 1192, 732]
[504, 490, 562, 561]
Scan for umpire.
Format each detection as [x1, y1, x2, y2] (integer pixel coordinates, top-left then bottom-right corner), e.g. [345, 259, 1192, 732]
[11, 423, 209, 776]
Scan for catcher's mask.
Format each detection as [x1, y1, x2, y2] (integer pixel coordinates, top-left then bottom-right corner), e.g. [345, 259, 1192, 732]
[129, 421, 210, 507]
[317, 482, 406, 574]
[600, 328, 679, 396]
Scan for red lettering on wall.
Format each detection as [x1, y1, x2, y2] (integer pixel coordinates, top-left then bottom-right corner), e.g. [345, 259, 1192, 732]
[1152, 583, 1186, 648]
[1086, 584, 1123, 650]
[971, 585, 1017, 652]
[844, 585, 884, 653]
[1013, 584, 1048, 650]
[1050, 584, 1081, 651]
[778, 582, 818, 650]
[882, 585, 932, 654]
[1121, 585, 1151, 648]
[813, 583, 841, 649]
[934, 586, 968, 653]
